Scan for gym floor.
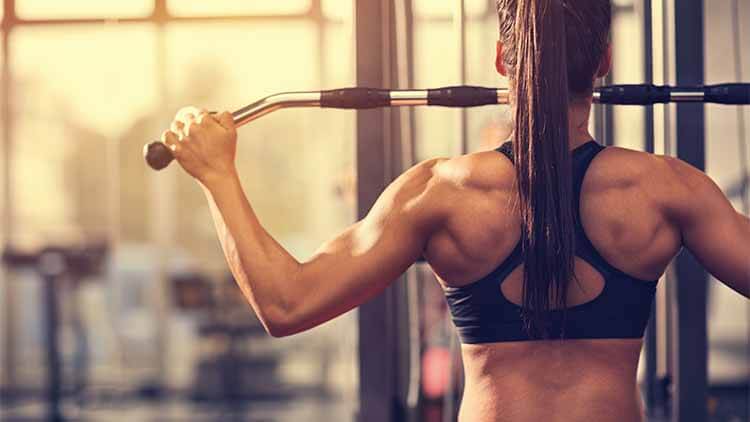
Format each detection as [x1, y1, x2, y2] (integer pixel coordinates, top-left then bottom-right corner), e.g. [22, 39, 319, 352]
[1, 390, 747, 422]
[0, 397, 355, 422]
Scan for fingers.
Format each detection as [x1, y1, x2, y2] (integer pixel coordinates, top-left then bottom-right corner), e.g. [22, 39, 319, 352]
[196, 111, 214, 124]
[184, 113, 203, 137]
[216, 111, 235, 130]
[176, 106, 202, 123]
[174, 106, 202, 137]
[196, 111, 224, 131]
[161, 130, 181, 154]
[170, 120, 185, 139]
[171, 107, 234, 141]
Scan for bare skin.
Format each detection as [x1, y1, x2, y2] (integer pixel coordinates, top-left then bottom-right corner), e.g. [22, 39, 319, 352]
[161, 50, 749, 422]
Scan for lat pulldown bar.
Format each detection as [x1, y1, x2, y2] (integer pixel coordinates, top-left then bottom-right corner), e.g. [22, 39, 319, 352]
[144, 83, 750, 171]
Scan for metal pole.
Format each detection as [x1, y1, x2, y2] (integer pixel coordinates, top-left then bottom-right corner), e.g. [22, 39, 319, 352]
[639, 0, 658, 414]
[455, 0, 468, 155]
[355, 1, 397, 420]
[1, 0, 17, 392]
[42, 272, 63, 422]
[651, 1, 674, 416]
[150, 0, 172, 390]
[602, 73, 614, 146]
[444, 2, 468, 420]
[670, 1, 708, 421]
[392, 1, 421, 421]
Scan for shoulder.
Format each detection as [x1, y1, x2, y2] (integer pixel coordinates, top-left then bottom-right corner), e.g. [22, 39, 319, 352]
[395, 149, 514, 198]
[372, 158, 451, 227]
[593, 145, 705, 181]
[380, 151, 514, 226]
[587, 146, 659, 182]
[433, 149, 516, 193]
[649, 153, 726, 222]
[586, 145, 685, 189]
[590, 146, 719, 218]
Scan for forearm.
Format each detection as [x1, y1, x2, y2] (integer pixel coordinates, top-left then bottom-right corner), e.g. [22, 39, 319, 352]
[202, 173, 302, 325]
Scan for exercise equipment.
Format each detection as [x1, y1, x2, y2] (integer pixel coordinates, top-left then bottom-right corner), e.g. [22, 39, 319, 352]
[170, 272, 298, 405]
[3, 243, 109, 422]
[144, 83, 750, 171]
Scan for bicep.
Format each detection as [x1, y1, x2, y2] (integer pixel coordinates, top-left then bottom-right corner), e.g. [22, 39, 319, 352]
[667, 158, 750, 296]
[287, 159, 447, 333]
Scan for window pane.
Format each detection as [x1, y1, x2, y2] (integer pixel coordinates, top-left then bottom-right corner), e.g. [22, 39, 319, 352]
[12, 25, 158, 241]
[168, 0, 311, 16]
[466, 14, 510, 152]
[322, 0, 353, 21]
[165, 20, 358, 413]
[16, 0, 152, 19]
[10, 25, 159, 386]
[414, 0, 489, 19]
[610, 4, 645, 151]
[413, 21, 459, 160]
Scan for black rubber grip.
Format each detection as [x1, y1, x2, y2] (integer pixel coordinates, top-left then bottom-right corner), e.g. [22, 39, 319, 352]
[705, 83, 750, 105]
[427, 86, 499, 107]
[144, 141, 175, 171]
[320, 88, 391, 109]
[597, 84, 671, 105]
[2, 250, 38, 267]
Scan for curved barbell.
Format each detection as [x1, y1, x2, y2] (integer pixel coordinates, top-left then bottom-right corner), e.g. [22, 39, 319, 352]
[144, 83, 750, 171]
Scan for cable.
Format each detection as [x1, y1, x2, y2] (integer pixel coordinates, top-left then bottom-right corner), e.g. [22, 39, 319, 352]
[731, 0, 749, 214]
[729, 5, 750, 422]
[394, 0, 422, 417]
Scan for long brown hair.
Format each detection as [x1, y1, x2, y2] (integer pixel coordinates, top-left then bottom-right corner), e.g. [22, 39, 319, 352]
[496, 0, 611, 338]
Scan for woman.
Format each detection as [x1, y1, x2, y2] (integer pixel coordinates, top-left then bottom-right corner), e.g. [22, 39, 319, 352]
[161, 0, 750, 420]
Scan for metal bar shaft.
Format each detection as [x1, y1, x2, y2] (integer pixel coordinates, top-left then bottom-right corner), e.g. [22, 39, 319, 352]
[145, 84, 750, 171]
[229, 86, 743, 128]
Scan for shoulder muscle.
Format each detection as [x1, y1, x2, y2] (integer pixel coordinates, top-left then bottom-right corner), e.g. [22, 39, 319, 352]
[655, 155, 749, 295]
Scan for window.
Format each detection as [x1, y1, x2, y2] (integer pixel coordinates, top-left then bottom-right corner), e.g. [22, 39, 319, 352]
[412, 2, 499, 161]
[12, 25, 159, 241]
[168, 0, 312, 17]
[2, 3, 358, 418]
[413, 0, 488, 19]
[16, 0, 153, 19]
[610, 2, 645, 150]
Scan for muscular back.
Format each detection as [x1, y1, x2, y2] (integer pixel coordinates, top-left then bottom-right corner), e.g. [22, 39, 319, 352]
[422, 145, 749, 422]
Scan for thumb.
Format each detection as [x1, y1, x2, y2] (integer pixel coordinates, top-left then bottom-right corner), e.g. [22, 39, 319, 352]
[217, 111, 235, 130]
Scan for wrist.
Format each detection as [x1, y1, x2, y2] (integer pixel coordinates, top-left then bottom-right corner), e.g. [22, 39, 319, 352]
[200, 169, 240, 192]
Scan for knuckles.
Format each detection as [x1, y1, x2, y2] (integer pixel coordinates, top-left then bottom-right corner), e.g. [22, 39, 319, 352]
[169, 108, 236, 147]
[186, 121, 204, 137]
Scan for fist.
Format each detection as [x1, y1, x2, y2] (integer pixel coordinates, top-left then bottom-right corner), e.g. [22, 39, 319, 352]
[161, 108, 237, 186]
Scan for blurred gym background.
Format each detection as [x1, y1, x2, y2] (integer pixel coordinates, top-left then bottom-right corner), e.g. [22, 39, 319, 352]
[0, 1, 747, 421]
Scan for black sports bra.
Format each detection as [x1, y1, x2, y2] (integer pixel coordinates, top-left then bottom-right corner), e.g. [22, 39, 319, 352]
[444, 140, 658, 343]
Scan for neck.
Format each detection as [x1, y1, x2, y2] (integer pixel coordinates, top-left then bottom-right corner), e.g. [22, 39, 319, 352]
[506, 96, 597, 150]
[568, 98, 595, 150]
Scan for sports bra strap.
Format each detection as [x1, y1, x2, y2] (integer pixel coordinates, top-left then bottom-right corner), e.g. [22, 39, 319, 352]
[496, 141, 514, 163]
[572, 141, 606, 201]
[495, 140, 605, 197]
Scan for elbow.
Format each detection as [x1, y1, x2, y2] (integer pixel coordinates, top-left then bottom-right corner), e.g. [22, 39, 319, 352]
[251, 265, 308, 338]
[258, 305, 300, 338]
[265, 320, 296, 338]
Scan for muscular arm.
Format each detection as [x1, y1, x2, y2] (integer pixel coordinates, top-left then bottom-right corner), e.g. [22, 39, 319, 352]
[203, 159, 450, 337]
[662, 156, 750, 297]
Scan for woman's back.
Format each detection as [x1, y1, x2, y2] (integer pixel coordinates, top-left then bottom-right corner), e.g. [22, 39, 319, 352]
[460, 338, 644, 422]
[423, 143, 730, 422]
[426, 145, 682, 287]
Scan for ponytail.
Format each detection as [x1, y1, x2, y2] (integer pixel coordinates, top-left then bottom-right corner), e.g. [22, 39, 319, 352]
[511, 0, 575, 338]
